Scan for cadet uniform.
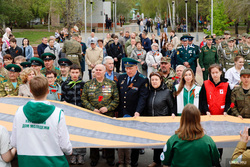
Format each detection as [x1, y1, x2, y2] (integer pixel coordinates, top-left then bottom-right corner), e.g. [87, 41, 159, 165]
[188, 36, 200, 71]
[199, 35, 219, 80]
[81, 77, 119, 166]
[61, 36, 82, 69]
[40, 53, 61, 82]
[240, 34, 250, 69]
[0, 64, 22, 97]
[230, 69, 250, 118]
[117, 58, 149, 167]
[177, 36, 197, 74]
[220, 31, 231, 49]
[222, 39, 241, 71]
[57, 58, 72, 85]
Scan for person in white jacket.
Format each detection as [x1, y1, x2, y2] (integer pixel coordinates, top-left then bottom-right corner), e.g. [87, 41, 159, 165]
[11, 76, 72, 167]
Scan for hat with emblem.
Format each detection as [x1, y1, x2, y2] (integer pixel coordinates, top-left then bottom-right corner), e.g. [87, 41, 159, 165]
[224, 31, 231, 35]
[30, 57, 44, 67]
[122, 57, 139, 67]
[188, 36, 194, 41]
[5, 64, 21, 72]
[180, 35, 189, 41]
[205, 35, 213, 40]
[41, 53, 56, 60]
[160, 57, 171, 63]
[58, 58, 73, 66]
[20, 62, 31, 69]
[240, 69, 250, 76]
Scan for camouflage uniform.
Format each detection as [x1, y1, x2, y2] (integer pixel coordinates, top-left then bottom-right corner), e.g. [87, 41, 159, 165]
[81, 78, 119, 117]
[0, 67, 8, 79]
[216, 43, 224, 66]
[222, 46, 241, 71]
[40, 66, 61, 83]
[220, 40, 228, 50]
[158, 67, 176, 92]
[231, 86, 250, 118]
[0, 79, 22, 97]
[61, 39, 82, 68]
[240, 43, 250, 69]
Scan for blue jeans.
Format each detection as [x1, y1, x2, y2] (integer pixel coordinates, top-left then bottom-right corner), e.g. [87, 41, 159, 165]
[147, 26, 150, 33]
[164, 27, 167, 33]
[157, 28, 160, 36]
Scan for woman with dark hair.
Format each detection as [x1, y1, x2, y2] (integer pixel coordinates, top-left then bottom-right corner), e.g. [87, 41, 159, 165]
[21, 38, 34, 61]
[161, 104, 220, 167]
[147, 72, 173, 167]
[174, 68, 201, 116]
[150, 34, 158, 44]
[199, 64, 231, 115]
[159, 32, 168, 52]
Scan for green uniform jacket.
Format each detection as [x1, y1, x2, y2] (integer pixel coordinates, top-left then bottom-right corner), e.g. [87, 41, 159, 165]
[177, 45, 197, 73]
[240, 43, 250, 69]
[158, 68, 176, 92]
[199, 45, 219, 69]
[231, 86, 250, 118]
[223, 46, 241, 70]
[0, 79, 22, 97]
[161, 134, 220, 167]
[81, 78, 119, 117]
[62, 39, 82, 66]
[41, 66, 61, 83]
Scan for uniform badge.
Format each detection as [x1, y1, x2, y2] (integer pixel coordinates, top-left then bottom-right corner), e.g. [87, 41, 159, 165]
[121, 80, 125, 85]
[114, 76, 118, 82]
[128, 83, 133, 88]
[177, 51, 179, 55]
[145, 83, 148, 88]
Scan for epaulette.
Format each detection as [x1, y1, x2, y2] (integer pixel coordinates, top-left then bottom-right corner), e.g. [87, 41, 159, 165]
[2, 79, 8, 83]
[139, 73, 146, 79]
[176, 46, 182, 49]
[189, 45, 195, 48]
[0, 75, 5, 78]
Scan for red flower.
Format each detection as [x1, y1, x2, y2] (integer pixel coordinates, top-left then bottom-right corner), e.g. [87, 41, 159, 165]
[51, 89, 56, 93]
[98, 96, 103, 102]
[171, 77, 175, 80]
[230, 103, 235, 108]
[175, 76, 179, 79]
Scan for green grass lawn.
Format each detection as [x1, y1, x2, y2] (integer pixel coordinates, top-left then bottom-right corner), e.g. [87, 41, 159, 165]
[13, 31, 55, 45]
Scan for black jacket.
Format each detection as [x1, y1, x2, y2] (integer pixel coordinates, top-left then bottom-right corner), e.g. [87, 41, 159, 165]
[6, 46, 22, 58]
[110, 42, 123, 59]
[146, 83, 174, 116]
[61, 77, 85, 107]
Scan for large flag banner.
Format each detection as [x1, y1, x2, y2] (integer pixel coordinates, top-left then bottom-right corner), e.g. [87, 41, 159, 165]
[0, 97, 249, 148]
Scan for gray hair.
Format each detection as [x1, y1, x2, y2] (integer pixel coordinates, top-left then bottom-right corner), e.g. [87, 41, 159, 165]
[103, 56, 114, 65]
[176, 65, 186, 70]
[94, 64, 106, 71]
[50, 36, 55, 40]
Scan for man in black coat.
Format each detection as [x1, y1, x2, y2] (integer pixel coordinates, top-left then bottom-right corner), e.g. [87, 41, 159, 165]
[37, 37, 48, 57]
[6, 38, 22, 58]
[117, 57, 149, 167]
[109, 35, 123, 73]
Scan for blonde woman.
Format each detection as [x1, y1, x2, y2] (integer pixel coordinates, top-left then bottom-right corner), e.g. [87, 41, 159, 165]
[18, 67, 37, 97]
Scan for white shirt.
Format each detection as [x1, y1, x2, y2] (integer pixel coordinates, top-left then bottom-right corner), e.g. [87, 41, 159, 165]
[225, 66, 244, 90]
[0, 125, 11, 167]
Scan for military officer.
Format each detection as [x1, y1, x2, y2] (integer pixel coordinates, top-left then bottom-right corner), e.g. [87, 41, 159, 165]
[221, 31, 231, 49]
[240, 34, 250, 69]
[0, 64, 22, 97]
[222, 38, 241, 71]
[230, 69, 250, 118]
[187, 35, 200, 72]
[40, 52, 61, 81]
[30, 57, 44, 76]
[81, 64, 119, 167]
[241, 33, 248, 45]
[176, 35, 197, 74]
[20, 62, 31, 69]
[117, 57, 149, 167]
[199, 35, 219, 81]
[57, 58, 72, 85]
[61, 33, 82, 70]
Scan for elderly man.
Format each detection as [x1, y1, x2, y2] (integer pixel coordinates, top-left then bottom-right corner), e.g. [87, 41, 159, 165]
[127, 39, 136, 57]
[40, 53, 61, 81]
[62, 33, 82, 70]
[103, 56, 120, 82]
[57, 58, 72, 85]
[49, 36, 61, 54]
[85, 38, 103, 79]
[37, 37, 48, 57]
[125, 32, 141, 55]
[158, 57, 177, 92]
[81, 64, 119, 167]
[117, 58, 149, 167]
[0, 64, 22, 97]
[87, 32, 98, 47]
[175, 65, 186, 84]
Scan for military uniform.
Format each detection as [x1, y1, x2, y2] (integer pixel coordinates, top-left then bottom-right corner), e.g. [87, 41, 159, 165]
[61, 39, 82, 68]
[47, 82, 62, 101]
[158, 67, 176, 91]
[81, 77, 119, 165]
[199, 45, 219, 80]
[0, 67, 8, 79]
[222, 46, 241, 70]
[57, 58, 72, 85]
[240, 43, 250, 69]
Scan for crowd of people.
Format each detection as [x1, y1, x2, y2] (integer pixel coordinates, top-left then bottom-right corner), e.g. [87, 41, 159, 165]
[0, 25, 249, 167]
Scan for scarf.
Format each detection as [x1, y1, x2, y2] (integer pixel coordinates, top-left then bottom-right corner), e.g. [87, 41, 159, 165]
[68, 80, 81, 89]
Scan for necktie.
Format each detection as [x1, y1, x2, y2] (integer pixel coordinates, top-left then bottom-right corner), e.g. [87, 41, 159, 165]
[127, 77, 132, 85]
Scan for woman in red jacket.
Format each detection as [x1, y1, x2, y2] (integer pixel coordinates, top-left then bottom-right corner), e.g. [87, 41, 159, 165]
[199, 64, 231, 115]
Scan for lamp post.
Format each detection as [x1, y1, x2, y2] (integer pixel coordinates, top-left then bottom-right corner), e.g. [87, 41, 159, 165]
[84, 0, 86, 43]
[90, 0, 93, 32]
[196, 0, 198, 42]
[211, 0, 213, 35]
[185, 0, 188, 32]
[113, 0, 115, 33]
[115, 0, 117, 29]
[103, 0, 105, 39]
[172, 1, 175, 30]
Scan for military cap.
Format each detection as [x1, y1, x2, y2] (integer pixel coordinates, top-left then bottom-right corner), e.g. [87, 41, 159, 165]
[160, 57, 171, 63]
[180, 35, 189, 41]
[221, 35, 225, 39]
[246, 34, 250, 38]
[90, 38, 96, 44]
[41, 52, 56, 60]
[20, 62, 31, 69]
[188, 36, 194, 41]
[5, 64, 21, 72]
[227, 38, 234, 42]
[151, 43, 159, 47]
[237, 36, 242, 40]
[215, 36, 221, 40]
[30, 57, 44, 67]
[72, 33, 79, 37]
[58, 58, 73, 66]
[205, 35, 213, 40]
[242, 33, 247, 37]
[224, 31, 230, 35]
[122, 57, 139, 67]
[240, 69, 250, 76]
